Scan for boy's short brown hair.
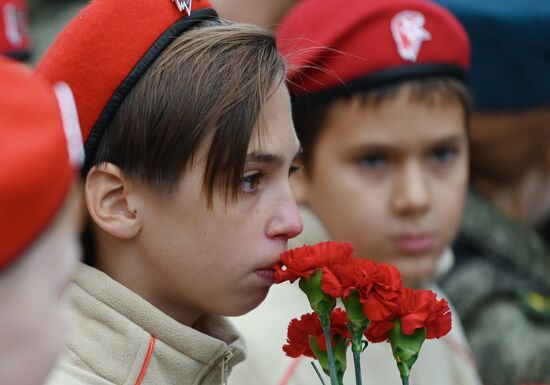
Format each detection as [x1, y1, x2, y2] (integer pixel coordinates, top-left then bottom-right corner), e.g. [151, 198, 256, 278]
[93, 20, 286, 202]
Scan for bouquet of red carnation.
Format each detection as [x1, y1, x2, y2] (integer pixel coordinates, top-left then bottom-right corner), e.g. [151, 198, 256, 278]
[273, 241, 452, 385]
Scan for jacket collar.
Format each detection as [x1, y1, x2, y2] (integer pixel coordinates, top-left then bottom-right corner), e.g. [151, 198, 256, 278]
[62, 263, 245, 384]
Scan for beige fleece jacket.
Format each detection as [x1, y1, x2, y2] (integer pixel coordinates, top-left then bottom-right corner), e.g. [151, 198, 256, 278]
[229, 207, 482, 385]
[45, 264, 245, 385]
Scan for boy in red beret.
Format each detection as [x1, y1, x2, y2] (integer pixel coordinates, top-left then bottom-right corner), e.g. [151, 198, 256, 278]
[0, 57, 83, 385]
[231, 0, 482, 384]
[36, 1, 303, 384]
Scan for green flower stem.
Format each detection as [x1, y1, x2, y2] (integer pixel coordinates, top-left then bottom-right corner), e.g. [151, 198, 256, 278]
[310, 362, 328, 385]
[347, 323, 366, 385]
[401, 376, 410, 385]
[319, 314, 340, 385]
[352, 350, 363, 385]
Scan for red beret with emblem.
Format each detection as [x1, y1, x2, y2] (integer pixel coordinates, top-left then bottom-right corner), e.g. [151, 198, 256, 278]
[0, 0, 31, 61]
[36, 0, 215, 171]
[0, 57, 83, 269]
[276, 0, 470, 101]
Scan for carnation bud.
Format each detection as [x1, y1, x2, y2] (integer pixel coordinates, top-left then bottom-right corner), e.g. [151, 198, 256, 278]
[299, 270, 336, 316]
[388, 320, 426, 383]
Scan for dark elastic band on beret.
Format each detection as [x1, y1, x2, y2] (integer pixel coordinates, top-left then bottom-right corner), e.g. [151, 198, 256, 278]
[293, 63, 467, 106]
[3, 49, 32, 62]
[83, 7, 219, 172]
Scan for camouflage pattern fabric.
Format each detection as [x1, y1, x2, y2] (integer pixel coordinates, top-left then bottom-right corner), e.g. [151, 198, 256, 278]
[439, 190, 550, 385]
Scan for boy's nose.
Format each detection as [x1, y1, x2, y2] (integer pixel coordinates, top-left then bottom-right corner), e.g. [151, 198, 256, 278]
[266, 188, 304, 240]
[392, 162, 430, 215]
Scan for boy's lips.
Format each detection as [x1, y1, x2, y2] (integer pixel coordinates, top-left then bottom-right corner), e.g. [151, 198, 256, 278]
[395, 234, 434, 254]
[253, 254, 282, 284]
[254, 268, 276, 283]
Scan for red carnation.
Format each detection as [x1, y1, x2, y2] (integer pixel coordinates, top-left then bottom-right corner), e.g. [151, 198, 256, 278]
[274, 241, 354, 283]
[396, 288, 452, 339]
[425, 293, 452, 339]
[358, 262, 403, 321]
[364, 320, 395, 343]
[283, 308, 350, 358]
[320, 258, 375, 299]
[363, 288, 452, 343]
[283, 313, 319, 358]
[397, 288, 432, 335]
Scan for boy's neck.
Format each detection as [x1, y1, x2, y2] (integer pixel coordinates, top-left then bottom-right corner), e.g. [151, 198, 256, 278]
[94, 227, 203, 327]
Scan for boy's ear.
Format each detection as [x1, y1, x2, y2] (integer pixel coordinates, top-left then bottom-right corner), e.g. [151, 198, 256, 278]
[291, 162, 310, 205]
[84, 163, 141, 239]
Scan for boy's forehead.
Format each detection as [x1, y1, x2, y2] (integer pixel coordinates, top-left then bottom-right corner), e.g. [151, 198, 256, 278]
[246, 131, 301, 161]
[246, 84, 299, 157]
[321, 91, 466, 146]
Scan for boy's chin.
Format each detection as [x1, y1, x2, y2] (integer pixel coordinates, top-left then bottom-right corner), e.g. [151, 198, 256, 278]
[390, 255, 441, 288]
[221, 287, 271, 317]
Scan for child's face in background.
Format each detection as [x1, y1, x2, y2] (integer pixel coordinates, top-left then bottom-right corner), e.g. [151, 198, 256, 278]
[131, 83, 303, 324]
[297, 86, 468, 287]
[0, 183, 83, 385]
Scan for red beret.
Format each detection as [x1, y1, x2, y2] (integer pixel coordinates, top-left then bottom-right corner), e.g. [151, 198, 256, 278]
[0, 0, 31, 61]
[36, 0, 216, 170]
[276, 0, 470, 100]
[0, 57, 82, 269]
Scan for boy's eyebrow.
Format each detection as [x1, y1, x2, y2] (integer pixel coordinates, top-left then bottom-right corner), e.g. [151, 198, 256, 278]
[246, 152, 285, 165]
[246, 147, 303, 164]
[430, 135, 465, 146]
[347, 135, 466, 153]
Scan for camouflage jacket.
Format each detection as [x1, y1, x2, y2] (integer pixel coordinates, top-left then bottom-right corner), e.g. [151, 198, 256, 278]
[440, 191, 550, 385]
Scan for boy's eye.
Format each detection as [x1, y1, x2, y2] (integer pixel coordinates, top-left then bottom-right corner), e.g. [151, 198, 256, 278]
[289, 165, 301, 176]
[242, 171, 263, 193]
[429, 146, 457, 164]
[358, 154, 386, 169]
